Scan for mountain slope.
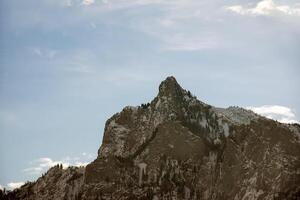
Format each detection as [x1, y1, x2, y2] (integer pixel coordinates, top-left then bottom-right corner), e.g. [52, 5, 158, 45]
[3, 76, 300, 200]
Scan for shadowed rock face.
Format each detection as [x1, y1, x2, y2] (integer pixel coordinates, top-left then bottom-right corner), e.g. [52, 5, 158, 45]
[4, 76, 300, 200]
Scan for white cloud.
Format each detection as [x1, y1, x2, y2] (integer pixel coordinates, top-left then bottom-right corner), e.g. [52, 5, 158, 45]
[247, 105, 299, 124]
[23, 153, 94, 175]
[0, 111, 17, 124]
[7, 182, 25, 190]
[89, 22, 97, 29]
[31, 47, 57, 59]
[161, 33, 219, 51]
[82, 0, 95, 6]
[12, 0, 226, 52]
[64, 64, 93, 74]
[73, 161, 90, 167]
[33, 48, 42, 57]
[226, 0, 300, 16]
[23, 158, 69, 175]
[81, 152, 94, 158]
[60, 0, 221, 52]
[159, 18, 176, 28]
[0, 184, 3, 190]
[63, 0, 73, 7]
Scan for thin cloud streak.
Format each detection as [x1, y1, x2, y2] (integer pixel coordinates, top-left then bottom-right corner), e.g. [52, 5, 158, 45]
[161, 33, 220, 51]
[82, 0, 95, 6]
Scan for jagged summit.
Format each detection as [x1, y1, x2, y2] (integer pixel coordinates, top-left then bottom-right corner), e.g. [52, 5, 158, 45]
[158, 76, 183, 97]
[157, 77, 262, 126]
[4, 76, 300, 200]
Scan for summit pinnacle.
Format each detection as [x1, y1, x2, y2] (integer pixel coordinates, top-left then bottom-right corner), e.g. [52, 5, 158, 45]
[158, 76, 184, 98]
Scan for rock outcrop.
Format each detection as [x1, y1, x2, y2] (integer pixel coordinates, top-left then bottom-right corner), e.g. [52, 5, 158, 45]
[3, 76, 300, 200]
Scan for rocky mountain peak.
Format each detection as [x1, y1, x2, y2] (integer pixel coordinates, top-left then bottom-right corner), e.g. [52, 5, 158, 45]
[4, 76, 300, 200]
[158, 76, 184, 98]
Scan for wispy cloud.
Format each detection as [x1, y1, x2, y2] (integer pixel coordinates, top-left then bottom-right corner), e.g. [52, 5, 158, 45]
[82, 0, 95, 6]
[23, 158, 69, 175]
[54, 0, 222, 52]
[31, 47, 57, 59]
[23, 153, 94, 175]
[247, 105, 299, 124]
[63, 0, 73, 7]
[161, 33, 220, 51]
[63, 64, 94, 74]
[0, 111, 17, 125]
[7, 182, 25, 190]
[226, 0, 300, 16]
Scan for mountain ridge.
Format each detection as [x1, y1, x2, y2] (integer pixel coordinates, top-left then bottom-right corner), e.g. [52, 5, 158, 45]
[2, 76, 300, 200]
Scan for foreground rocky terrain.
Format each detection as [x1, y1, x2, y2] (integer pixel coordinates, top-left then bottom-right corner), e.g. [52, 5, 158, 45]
[2, 77, 300, 200]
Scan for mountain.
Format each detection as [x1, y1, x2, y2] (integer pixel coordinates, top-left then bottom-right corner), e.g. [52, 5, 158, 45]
[2, 76, 300, 200]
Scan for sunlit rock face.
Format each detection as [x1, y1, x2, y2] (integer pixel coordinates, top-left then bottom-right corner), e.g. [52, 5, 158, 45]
[5, 77, 300, 200]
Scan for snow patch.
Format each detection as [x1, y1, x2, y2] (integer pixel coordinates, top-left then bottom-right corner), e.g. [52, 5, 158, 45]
[208, 151, 217, 170]
[138, 163, 147, 187]
[199, 117, 208, 128]
[217, 119, 230, 137]
[142, 115, 148, 122]
[155, 98, 161, 109]
[184, 186, 191, 199]
[223, 123, 229, 137]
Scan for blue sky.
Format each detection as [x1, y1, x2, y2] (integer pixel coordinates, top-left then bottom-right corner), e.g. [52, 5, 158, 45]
[0, 0, 299, 190]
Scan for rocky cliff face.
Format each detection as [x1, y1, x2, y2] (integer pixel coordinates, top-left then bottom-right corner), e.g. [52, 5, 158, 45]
[3, 77, 300, 200]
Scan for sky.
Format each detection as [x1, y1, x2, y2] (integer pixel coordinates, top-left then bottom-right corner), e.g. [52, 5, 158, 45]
[0, 0, 299, 190]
